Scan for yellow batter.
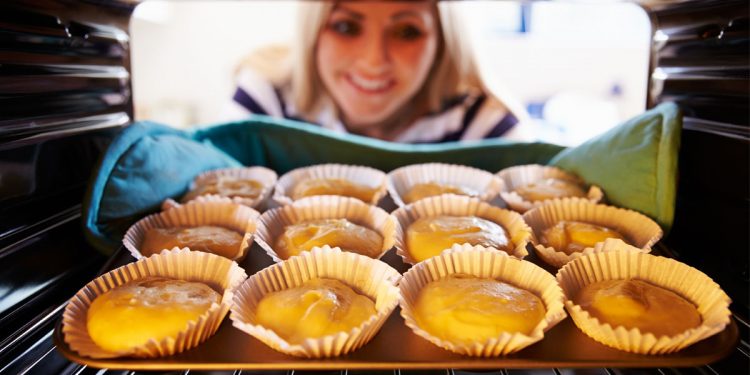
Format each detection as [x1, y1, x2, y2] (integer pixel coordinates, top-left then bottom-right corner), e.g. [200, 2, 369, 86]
[407, 216, 510, 262]
[414, 275, 546, 343]
[515, 178, 586, 202]
[575, 279, 701, 337]
[291, 178, 379, 203]
[141, 226, 243, 259]
[255, 278, 376, 344]
[275, 218, 383, 259]
[541, 221, 625, 255]
[183, 176, 264, 202]
[87, 277, 220, 353]
[403, 182, 478, 204]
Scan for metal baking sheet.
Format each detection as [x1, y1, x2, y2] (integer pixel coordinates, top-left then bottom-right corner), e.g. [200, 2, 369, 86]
[54, 244, 739, 370]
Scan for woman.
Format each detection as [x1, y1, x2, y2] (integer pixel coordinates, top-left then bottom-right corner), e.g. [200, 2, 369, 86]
[224, 1, 530, 143]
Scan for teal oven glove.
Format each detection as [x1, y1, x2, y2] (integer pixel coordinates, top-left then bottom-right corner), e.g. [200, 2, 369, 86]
[83, 122, 241, 252]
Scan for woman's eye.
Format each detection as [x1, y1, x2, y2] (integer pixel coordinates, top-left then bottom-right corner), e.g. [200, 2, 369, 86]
[329, 20, 361, 36]
[392, 24, 423, 40]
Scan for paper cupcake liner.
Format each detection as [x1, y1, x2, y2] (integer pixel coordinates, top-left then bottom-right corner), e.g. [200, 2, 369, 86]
[62, 248, 247, 358]
[522, 197, 663, 268]
[387, 163, 504, 207]
[391, 195, 531, 265]
[556, 244, 732, 354]
[229, 245, 401, 358]
[496, 164, 603, 213]
[399, 244, 566, 356]
[123, 198, 260, 261]
[254, 195, 397, 262]
[273, 163, 387, 206]
[161, 197, 182, 211]
[162, 193, 261, 212]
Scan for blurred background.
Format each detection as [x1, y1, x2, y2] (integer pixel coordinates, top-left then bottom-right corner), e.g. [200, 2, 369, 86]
[130, 0, 651, 146]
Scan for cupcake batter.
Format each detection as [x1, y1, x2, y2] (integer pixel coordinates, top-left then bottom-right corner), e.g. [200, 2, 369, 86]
[414, 274, 546, 342]
[141, 226, 243, 259]
[87, 277, 220, 353]
[292, 178, 379, 203]
[541, 221, 625, 255]
[255, 278, 376, 344]
[403, 182, 478, 204]
[515, 178, 586, 202]
[575, 278, 701, 336]
[183, 176, 264, 202]
[407, 216, 510, 262]
[276, 218, 383, 259]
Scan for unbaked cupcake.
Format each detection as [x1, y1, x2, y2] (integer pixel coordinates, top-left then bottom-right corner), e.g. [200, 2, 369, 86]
[387, 163, 503, 207]
[123, 198, 259, 261]
[163, 166, 277, 211]
[273, 163, 387, 206]
[399, 244, 566, 356]
[229, 245, 401, 358]
[392, 194, 531, 264]
[556, 241, 732, 354]
[522, 197, 662, 268]
[254, 195, 396, 262]
[496, 164, 603, 213]
[62, 248, 247, 358]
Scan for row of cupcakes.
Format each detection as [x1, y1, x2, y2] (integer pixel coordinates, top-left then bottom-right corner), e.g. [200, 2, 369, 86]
[163, 162, 603, 214]
[149, 161, 615, 272]
[62, 242, 732, 360]
[123, 193, 662, 271]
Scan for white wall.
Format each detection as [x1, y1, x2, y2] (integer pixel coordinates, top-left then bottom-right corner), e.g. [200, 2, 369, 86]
[465, 2, 651, 144]
[130, 1, 651, 145]
[130, 1, 297, 127]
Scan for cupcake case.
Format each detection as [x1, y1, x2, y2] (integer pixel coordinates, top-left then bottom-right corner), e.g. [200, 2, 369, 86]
[54, 238, 738, 370]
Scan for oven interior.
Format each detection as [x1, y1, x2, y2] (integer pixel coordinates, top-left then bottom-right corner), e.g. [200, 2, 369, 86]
[0, 0, 747, 374]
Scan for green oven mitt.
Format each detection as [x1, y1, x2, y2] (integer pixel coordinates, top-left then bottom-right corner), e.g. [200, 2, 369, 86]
[550, 102, 681, 230]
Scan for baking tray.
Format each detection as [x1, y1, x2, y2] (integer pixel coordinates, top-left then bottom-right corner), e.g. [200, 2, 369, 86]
[54, 242, 739, 370]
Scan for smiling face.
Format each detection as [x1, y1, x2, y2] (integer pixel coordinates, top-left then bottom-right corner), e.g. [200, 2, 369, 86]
[315, 1, 439, 132]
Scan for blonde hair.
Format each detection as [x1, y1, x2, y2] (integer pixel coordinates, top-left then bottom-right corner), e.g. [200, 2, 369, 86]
[242, 1, 526, 123]
[289, 2, 333, 115]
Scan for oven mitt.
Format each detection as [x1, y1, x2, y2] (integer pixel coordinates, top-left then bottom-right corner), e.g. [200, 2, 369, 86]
[84, 123, 242, 252]
[83, 102, 680, 255]
[550, 102, 681, 231]
[189, 117, 563, 174]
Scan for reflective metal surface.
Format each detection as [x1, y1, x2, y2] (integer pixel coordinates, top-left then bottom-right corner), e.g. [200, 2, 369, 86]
[645, 0, 749, 125]
[0, 0, 133, 237]
[0, 1, 133, 373]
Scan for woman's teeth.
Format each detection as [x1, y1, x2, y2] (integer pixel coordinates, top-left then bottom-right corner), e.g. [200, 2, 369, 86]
[350, 74, 392, 92]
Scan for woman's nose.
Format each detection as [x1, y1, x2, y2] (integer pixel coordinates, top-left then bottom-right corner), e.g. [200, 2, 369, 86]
[358, 31, 390, 72]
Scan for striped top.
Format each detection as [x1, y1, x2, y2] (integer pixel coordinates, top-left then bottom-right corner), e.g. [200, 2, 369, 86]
[224, 68, 529, 143]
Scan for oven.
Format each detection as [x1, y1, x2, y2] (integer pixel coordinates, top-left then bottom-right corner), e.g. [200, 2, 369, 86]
[0, 0, 747, 374]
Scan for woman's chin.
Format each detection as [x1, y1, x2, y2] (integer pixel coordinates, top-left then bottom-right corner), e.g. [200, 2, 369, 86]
[341, 111, 392, 130]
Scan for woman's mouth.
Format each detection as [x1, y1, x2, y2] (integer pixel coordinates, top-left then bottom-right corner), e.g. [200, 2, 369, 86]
[346, 73, 395, 94]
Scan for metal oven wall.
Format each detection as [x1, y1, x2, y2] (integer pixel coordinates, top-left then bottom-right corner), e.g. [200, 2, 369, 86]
[0, 0, 133, 373]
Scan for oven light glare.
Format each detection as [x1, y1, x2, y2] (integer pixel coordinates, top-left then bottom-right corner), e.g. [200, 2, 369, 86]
[652, 68, 668, 80]
[654, 30, 669, 42]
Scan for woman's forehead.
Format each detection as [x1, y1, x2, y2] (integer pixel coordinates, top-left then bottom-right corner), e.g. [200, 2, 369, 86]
[332, 1, 435, 19]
